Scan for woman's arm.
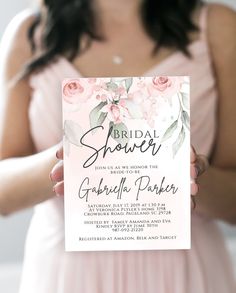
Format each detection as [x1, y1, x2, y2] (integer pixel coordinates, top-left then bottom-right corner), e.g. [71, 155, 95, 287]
[0, 11, 57, 216]
[195, 4, 236, 224]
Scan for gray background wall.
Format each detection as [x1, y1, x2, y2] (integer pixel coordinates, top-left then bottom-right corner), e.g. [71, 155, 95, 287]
[0, 0, 236, 265]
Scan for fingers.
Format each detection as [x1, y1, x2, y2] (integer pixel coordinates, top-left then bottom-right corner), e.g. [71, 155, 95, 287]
[191, 145, 209, 177]
[49, 142, 64, 197]
[191, 181, 199, 196]
[191, 195, 196, 210]
[190, 162, 198, 179]
[195, 155, 209, 177]
[190, 145, 197, 164]
[190, 145, 209, 197]
[190, 161, 199, 195]
[56, 145, 64, 160]
[53, 181, 64, 197]
[50, 160, 64, 182]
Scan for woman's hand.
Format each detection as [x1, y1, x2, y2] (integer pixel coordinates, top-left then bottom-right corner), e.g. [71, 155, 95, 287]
[190, 146, 209, 208]
[50, 145, 64, 196]
[50, 144, 209, 199]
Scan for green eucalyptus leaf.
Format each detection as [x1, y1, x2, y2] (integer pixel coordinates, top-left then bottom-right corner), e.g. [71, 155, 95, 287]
[89, 102, 107, 133]
[125, 78, 133, 93]
[161, 120, 178, 142]
[182, 111, 190, 130]
[181, 92, 190, 110]
[106, 82, 118, 91]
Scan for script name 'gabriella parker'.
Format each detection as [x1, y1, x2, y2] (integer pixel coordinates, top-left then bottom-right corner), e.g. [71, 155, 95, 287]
[78, 176, 178, 202]
[80, 125, 162, 168]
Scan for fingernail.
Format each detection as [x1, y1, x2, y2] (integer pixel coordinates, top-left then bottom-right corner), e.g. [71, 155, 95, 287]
[192, 183, 199, 195]
[56, 151, 59, 159]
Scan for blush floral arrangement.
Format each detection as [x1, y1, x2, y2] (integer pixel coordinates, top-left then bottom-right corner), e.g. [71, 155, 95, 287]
[62, 76, 189, 157]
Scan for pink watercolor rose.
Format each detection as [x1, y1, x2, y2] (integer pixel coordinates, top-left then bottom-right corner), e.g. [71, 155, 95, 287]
[148, 76, 184, 98]
[153, 76, 172, 91]
[63, 79, 93, 104]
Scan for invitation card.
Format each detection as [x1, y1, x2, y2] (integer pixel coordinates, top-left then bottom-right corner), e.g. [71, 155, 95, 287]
[62, 76, 190, 251]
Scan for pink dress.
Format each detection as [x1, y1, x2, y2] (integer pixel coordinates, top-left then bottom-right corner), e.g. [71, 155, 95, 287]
[19, 6, 235, 293]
